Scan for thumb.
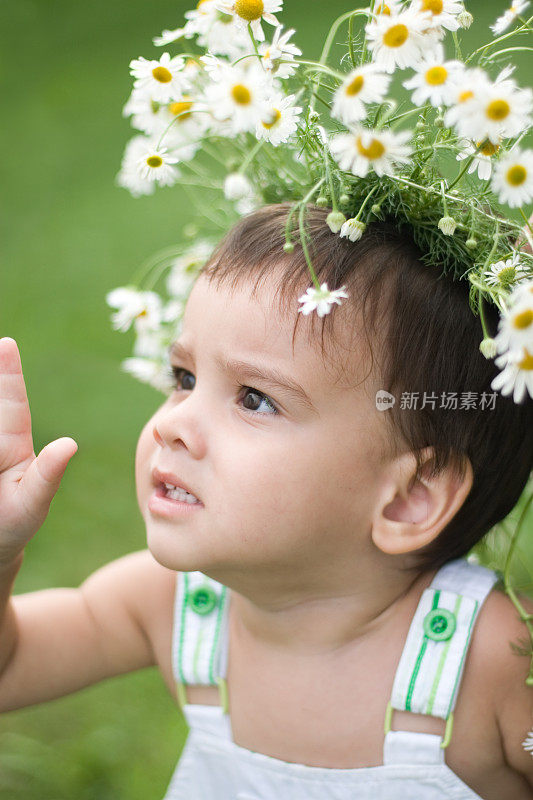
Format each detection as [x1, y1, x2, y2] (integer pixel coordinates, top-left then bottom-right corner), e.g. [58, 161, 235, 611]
[20, 437, 78, 517]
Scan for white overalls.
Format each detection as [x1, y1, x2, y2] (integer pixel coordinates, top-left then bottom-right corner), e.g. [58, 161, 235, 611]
[163, 558, 499, 800]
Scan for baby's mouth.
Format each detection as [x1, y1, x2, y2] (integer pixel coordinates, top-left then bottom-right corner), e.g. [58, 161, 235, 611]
[159, 482, 201, 505]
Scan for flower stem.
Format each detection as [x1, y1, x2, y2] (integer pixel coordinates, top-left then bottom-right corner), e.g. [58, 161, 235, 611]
[447, 154, 476, 191]
[239, 138, 265, 174]
[309, 9, 370, 113]
[519, 207, 533, 236]
[477, 288, 492, 340]
[298, 178, 326, 287]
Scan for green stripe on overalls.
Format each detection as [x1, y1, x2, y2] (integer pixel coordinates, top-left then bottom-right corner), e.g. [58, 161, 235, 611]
[177, 572, 189, 685]
[405, 590, 440, 712]
[447, 597, 478, 716]
[209, 585, 227, 683]
[426, 594, 463, 715]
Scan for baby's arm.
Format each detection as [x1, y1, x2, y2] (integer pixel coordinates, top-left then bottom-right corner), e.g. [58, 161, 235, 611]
[483, 588, 533, 789]
[0, 338, 175, 711]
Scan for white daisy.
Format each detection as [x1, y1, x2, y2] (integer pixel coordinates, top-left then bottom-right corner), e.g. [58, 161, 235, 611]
[491, 0, 530, 35]
[202, 63, 268, 134]
[402, 45, 463, 107]
[166, 241, 214, 298]
[122, 89, 170, 136]
[224, 172, 254, 200]
[453, 71, 533, 144]
[332, 65, 391, 126]
[512, 279, 533, 306]
[133, 328, 169, 359]
[491, 347, 533, 403]
[444, 67, 492, 130]
[493, 285, 533, 358]
[217, 0, 282, 42]
[409, 0, 464, 32]
[159, 96, 208, 156]
[153, 27, 188, 47]
[176, 0, 248, 57]
[374, 1, 404, 14]
[255, 93, 302, 145]
[330, 126, 412, 178]
[522, 727, 533, 754]
[492, 148, 533, 208]
[122, 357, 175, 394]
[365, 8, 438, 73]
[129, 52, 188, 103]
[137, 145, 180, 187]
[297, 283, 349, 317]
[339, 219, 366, 242]
[484, 253, 530, 289]
[106, 287, 163, 333]
[116, 136, 157, 197]
[259, 26, 302, 79]
[455, 138, 501, 182]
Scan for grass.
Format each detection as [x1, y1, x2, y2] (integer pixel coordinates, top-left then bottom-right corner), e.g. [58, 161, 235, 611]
[1, 0, 532, 797]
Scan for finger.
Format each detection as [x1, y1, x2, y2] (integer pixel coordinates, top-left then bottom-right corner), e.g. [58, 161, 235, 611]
[17, 438, 78, 525]
[0, 338, 34, 469]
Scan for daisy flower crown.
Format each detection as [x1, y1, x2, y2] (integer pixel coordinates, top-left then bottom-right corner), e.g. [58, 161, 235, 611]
[109, 0, 533, 695]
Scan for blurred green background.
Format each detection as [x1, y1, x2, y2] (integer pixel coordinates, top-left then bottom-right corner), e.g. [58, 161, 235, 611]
[1, 0, 532, 797]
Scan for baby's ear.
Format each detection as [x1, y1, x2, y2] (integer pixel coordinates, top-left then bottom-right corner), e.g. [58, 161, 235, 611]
[370, 447, 473, 556]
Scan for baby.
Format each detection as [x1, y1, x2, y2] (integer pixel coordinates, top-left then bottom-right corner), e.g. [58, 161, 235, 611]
[1, 204, 533, 800]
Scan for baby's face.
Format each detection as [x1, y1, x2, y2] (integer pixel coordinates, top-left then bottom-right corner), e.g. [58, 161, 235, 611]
[136, 271, 391, 580]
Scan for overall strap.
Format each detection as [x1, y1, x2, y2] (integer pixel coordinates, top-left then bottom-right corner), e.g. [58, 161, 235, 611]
[171, 571, 230, 708]
[383, 557, 500, 765]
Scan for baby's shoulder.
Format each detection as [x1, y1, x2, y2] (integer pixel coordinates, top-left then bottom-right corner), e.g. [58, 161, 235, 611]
[468, 584, 533, 781]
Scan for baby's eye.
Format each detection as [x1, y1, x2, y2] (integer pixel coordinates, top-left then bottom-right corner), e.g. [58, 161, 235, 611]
[239, 387, 278, 415]
[171, 366, 196, 392]
[169, 366, 278, 416]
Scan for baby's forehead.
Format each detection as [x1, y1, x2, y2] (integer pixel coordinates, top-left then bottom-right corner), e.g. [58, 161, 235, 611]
[187, 271, 377, 392]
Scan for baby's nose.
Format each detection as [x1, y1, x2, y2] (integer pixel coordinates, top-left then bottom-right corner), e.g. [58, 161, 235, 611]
[152, 405, 206, 459]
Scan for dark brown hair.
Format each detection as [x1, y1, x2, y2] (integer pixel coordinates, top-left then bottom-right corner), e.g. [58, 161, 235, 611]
[200, 203, 533, 572]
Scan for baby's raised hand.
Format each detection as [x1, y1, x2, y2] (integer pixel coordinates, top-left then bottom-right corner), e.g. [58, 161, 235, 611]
[0, 338, 78, 565]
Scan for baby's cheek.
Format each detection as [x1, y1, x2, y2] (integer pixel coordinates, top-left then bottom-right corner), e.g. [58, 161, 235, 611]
[134, 419, 156, 505]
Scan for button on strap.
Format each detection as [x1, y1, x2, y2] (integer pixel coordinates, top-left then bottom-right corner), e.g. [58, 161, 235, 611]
[423, 607, 456, 641]
[189, 584, 219, 615]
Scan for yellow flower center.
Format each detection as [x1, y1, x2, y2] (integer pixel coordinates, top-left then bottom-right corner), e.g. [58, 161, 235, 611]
[513, 309, 533, 330]
[152, 66, 173, 84]
[375, 3, 391, 14]
[137, 309, 148, 317]
[477, 140, 499, 156]
[345, 75, 365, 95]
[518, 348, 533, 371]
[425, 65, 448, 85]
[459, 90, 474, 103]
[506, 164, 527, 186]
[146, 155, 163, 168]
[262, 108, 282, 128]
[235, 0, 264, 21]
[383, 23, 409, 48]
[496, 266, 516, 287]
[486, 99, 510, 121]
[231, 83, 252, 104]
[356, 136, 386, 160]
[197, 0, 209, 6]
[169, 97, 194, 119]
[421, 0, 443, 13]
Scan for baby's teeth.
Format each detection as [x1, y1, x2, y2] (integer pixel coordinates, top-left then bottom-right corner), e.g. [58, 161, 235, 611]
[164, 483, 199, 503]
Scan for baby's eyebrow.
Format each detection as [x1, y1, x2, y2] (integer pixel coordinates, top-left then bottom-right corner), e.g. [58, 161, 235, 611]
[168, 341, 315, 411]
